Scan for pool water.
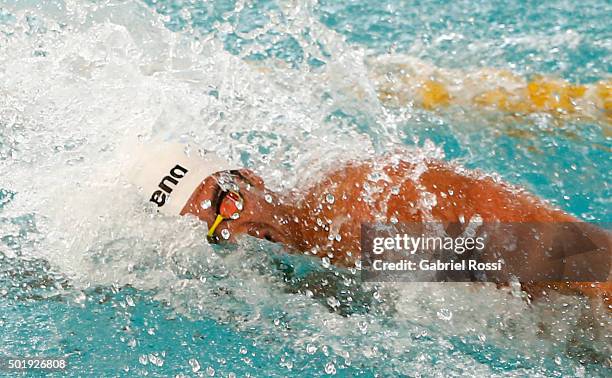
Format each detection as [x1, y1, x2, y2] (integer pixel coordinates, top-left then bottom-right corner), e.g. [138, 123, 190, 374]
[0, 0, 610, 376]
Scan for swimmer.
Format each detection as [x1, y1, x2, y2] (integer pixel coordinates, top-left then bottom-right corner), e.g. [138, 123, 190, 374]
[127, 143, 611, 307]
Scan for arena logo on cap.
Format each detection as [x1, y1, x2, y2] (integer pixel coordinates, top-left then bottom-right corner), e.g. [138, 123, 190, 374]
[149, 164, 189, 207]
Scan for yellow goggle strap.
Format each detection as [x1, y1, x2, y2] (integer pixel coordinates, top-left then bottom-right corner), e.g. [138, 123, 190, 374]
[207, 214, 225, 237]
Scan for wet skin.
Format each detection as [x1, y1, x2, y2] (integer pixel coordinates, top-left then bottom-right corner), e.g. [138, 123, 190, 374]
[181, 158, 611, 307]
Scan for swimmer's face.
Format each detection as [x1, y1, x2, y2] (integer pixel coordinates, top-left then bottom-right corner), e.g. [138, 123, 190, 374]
[181, 169, 292, 245]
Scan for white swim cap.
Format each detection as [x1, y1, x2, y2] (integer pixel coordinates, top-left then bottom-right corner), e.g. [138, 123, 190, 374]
[126, 143, 238, 215]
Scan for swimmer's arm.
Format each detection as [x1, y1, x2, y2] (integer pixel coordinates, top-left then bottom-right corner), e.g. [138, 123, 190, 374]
[418, 162, 611, 306]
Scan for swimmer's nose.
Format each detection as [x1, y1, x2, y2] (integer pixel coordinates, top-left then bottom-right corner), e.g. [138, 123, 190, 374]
[207, 234, 220, 244]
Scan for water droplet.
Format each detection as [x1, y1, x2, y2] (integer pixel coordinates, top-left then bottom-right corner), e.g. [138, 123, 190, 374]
[325, 193, 335, 204]
[235, 201, 243, 210]
[335, 234, 342, 242]
[239, 347, 248, 355]
[221, 229, 231, 240]
[206, 366, 215, 376]
[324, 361, 336, 375]
[189, 358, 201, 373]
[422, 192, 437, 208]
[321, 257, 331, 268]
[391, 186, 400, 195]
[358, 321, 368, 334]
[125, 296, 135, 307]
[200, 199, 211, 210]
[230, 212, 240, 220]
[327, 296, 340, 309]
[74, 291, 86, 304]
[437, 308, 453, 321]
[306, 344, 317, 354]
[265, 194, 273, 203]
[390, 216, 398, 224]
[180, 8, 192, 21]
[139, 355, 148, 365]
[148, 353, 164, 367]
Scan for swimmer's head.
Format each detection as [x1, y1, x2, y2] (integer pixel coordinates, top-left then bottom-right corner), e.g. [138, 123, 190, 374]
[127, 142, 294, 246]
[126, 143, 238, 216]
[181, 168, 295, 246]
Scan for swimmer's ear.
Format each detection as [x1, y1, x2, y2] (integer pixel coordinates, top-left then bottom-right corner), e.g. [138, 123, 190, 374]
[237, 169, 265, 188]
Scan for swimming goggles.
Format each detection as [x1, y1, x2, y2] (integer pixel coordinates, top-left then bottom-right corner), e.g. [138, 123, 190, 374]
[206, 187, 244, 242]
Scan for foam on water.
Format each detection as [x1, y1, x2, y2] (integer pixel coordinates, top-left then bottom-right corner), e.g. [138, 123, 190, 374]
[0, 0, 610, 376]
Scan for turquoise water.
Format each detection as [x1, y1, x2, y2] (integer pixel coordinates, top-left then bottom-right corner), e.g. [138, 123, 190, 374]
[0, 0, 611, 377]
